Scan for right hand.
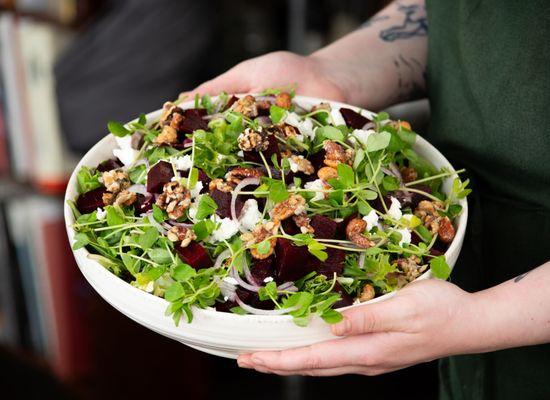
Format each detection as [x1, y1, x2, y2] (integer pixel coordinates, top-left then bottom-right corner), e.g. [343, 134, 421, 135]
[181, 51, 348, 102]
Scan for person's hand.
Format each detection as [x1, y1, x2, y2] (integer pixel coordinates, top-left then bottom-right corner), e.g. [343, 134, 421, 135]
[237, 279, 479, 376]
[180, 51, 349, 102]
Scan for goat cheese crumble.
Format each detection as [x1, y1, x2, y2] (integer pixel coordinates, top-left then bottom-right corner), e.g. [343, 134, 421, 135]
[239, 199, 262, 231]
[387, 196, 403, 220]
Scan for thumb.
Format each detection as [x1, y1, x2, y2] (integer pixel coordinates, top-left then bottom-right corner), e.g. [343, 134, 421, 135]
[331, 296, 413, 337]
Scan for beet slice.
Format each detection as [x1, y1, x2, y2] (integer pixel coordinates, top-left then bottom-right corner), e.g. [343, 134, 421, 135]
[210, 189, 244, 219]
[96, 158, 123, 172]
[339, 107, 369, 129]
[222, 95, 238, 111]
[243, 134, 280, 165]
[197, 169, 211, 194]
[250, 257, 277, 285]
[275, 238, 313, 282]
[179, 108, 209, 134]
[76, 187, 106, 214]
[310, 215, 337, 239]
[308, 149, 326, 172]
[316, 248, 346, 277]
[134, 193, 154, 215]
[332, 282, 354, 308]
[175, 241, 212, 270]
[146, 161, 174, 193]
[281, 218, 300, 235]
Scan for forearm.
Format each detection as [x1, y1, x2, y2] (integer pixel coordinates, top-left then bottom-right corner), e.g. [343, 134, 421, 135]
[454, 261, 550, 355]
[310, 0, 428, 110]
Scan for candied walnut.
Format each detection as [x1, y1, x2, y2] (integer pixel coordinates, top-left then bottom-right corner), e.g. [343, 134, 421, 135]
[396, 255, 427, 282]
[241, 220, 280, 259]
[317, 166, 338, 181]
[208, 178, 233, 193]
[113, 190, 137, 207]
[357, 283, 375, 302]
[156, 181, 191, 220]
[233, 95, 258, 118]
[166, 226, 196, 247]
[280, 123, 299, 138]
[345, 218, 374, 249]
[438, 216, 456, 243]
[293, 213, 314, 234]
[400, 166, 418, 184]
[289, 155, 314, 175]
[275, 92, 292, 109]
[159, 101, 184, 126]
[102, 169, 130, 193]
[237, 127, 269, 152]
[269, 194, 306, 222]
[155, 125, 178, 145]
[323, 140, 352, 168]
[280, 149, 292, 158]
[169, 112, 183, 130]
[226, 167, 264, 186]
[256, 99, 272, 113]
[102, 192, 115, 205]
[415, 200, 451, 237]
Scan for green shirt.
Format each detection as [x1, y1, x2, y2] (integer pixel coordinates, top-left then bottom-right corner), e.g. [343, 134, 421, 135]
[426, 0, 550, 398]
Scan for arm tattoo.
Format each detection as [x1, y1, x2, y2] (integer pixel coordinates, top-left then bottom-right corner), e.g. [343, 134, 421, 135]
[380, 4, 428, 42]
[394, 54, 426, 101]
[514, 271, 530, 283]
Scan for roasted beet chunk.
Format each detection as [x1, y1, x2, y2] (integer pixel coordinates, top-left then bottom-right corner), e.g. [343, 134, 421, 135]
[332, 282, 354, 308]
[222, 95, 238, 112]
[134, 193, 154, 215]
[197, 169, 211, 194]
[235, 287, 273, 310]
[179, 108, 209, 134]
[310, 215, 338, 239]
[146, 161, 174, 193]
[96, 158, 122, 172]
[243, 134, 280, 165]
[281, 218, 300, 235]
[210, 189, 244, 219]
[275, 238, 313, 282]
[316, 248, 346, 277]
[250, 257, 277, 285]
[339, 107, 369, 129]
[175, 241, 213, 270]
[76, 187, 107, 214]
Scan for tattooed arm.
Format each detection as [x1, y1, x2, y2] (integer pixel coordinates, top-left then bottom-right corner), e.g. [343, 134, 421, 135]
[311, 0, 428, 110]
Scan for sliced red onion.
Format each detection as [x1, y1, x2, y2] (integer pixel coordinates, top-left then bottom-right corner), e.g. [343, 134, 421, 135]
[256, 116, 272, 127]
[166, 220, 193, 228]
[362, 122, 375, 130]
[214, 276, 237, 301]
[242, 259, 259, 287]
[128, 184, 148, 196]
[388, 162, 403, 182]
[231, 177, 261, 221]
[214, 249, 232, 270]
[230, 266, 260, 292]
[235, 295, 298, 316]
[277, 281, 296, 291]
[203, 113, 225, 120]
[358, 252, 366, 269]
[147, 213, 167, 234]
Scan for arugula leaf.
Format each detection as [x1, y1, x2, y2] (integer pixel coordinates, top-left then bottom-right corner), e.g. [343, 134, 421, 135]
[76, 166, 101, 194]
[165, 282, 185, 302]
[108, 121, 131, 137]
[139, 227, 159, 250]
[269, 105, 286, 124]
[268, 180, 289, 203]
[105, 206, 125, 226]
[195, 195, 218, 220]
[72, 232, 90, 250]
[153, 204, 167, 223]
[429, 256, 451, 280]
[230, 306, 247, 315]
[317, 126, 344, 142]
[321, 309, 343, 324]
[193, 219, 217, 241]
[337, 163, 354, 188]
[366, 131, 391, 152]
[148, 248, 173, 264]
[128, 164, 147, 184]
[172, 262, 196, 282]
[382, 175, 400, 191]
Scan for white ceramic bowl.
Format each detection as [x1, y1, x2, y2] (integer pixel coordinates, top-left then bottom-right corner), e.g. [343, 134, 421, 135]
[64, 95, 468, 359]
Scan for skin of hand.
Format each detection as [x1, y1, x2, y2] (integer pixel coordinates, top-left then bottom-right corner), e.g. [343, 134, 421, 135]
[237, 262, 550, 376]
[182, 0, 428, 110]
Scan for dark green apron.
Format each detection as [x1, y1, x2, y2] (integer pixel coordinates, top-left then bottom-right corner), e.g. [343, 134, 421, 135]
[425, 0, 550, 398]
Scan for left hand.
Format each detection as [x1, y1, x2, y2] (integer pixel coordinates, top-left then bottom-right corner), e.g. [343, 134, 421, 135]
[237, 279, 478, 376]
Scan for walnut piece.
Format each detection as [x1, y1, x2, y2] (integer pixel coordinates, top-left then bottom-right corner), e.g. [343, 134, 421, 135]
[396, 255, 427, 282]
[414, 200, 455, 243]
[226, 167, 264, 186]
[400, 166, 418, 184]
[166, 226, 196, 247]
[345, 218, 374, 249]
[275, 92, 292, 109]
[269, 194, 306, 222]
[317, 166, 338, 181]
[241, 220, 279, 259]
[156, 181, 191, 220]
[208, 178, 233, 193]
[233, 95, 258, 118]
[280, 124, 299, 138]
[323, 140, 353, 168]
[113, 190, 137, 206]
[102, 169, 130, 193]
[357, 283, 375, 302]
[155, 125, 178, 145]
[289, 155, 314, 175]
[292, 213, 314, 234]
[237, 127, 269, 152]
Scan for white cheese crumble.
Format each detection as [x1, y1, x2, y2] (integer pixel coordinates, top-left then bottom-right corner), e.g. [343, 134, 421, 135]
[387, 196, 403, 220]
[210, 215, 240, 242]
[190, 181, 203, 198]
[113, 147, 139, 166]
[169, 155, 193, 171]
[263, 277, 274, 283]
[187, 195, 202, 221]
[362, 209, 379, 232]
[238, 199, 262, 231]
[304, 179, 326, 202]
[284, 112, 316, 140]
[237, 150, 244, 157]
[395, 228, 412, 247]
[330, 108, 346, 126]
[96, 207, 107, 220]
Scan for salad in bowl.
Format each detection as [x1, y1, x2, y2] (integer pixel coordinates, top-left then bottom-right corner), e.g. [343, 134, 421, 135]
[68, 89, 470, 330]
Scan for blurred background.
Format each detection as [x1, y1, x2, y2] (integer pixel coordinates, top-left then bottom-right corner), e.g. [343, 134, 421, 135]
[0, 0, 435, 399]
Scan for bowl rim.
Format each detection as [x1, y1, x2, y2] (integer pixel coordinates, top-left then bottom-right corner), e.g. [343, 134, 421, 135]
[64, 94, 468, 323]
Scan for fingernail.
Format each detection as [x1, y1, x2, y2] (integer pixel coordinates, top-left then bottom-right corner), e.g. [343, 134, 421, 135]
[237, 360, 253, 369]
[332, 317, 351, 336]
[251, 356, 265, 366]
